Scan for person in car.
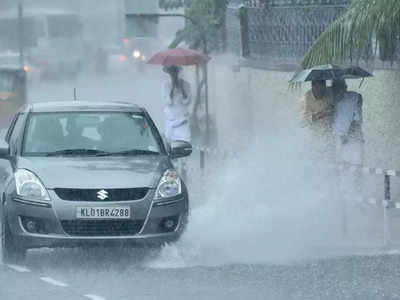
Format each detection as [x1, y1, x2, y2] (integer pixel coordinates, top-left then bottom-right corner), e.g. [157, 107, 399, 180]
[64, 117, 95, 149]
[25, 116, 64, 153]
[97, 115, 151, 153]
[162, 65, 192, 144]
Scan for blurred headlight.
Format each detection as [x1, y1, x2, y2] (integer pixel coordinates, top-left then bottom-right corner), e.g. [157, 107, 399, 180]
[133, 50, 141, 59]
[155, 169, 181, 199]
[141, 55, 146, 61]
[15, 169, 50, 201]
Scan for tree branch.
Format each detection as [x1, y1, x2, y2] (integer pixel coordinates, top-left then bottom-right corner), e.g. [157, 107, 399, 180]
[301, 0, 400, 68]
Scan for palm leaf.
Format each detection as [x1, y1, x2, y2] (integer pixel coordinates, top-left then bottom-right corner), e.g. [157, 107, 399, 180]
[301, 0, 400, 68]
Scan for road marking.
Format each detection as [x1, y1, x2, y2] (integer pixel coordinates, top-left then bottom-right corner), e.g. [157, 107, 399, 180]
[6, 264, 31, 273]
[8, 265, 107, 300]
[40, 277, 69, 287]
[84, 294, 107, 300]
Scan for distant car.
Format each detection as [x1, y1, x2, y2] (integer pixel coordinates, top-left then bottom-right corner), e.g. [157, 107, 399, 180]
[0, 66, 27, 130]
[0, 9, 85, 80]
[0, 101, 192, 263]
[125, 37, 157, 64]
[105, 45, 131, 73]
[0, 52, 37, 80]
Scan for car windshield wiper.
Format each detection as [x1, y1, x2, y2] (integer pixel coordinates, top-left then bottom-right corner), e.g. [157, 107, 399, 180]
[101, 149, 160, 156]
[45, 149, 111, 157]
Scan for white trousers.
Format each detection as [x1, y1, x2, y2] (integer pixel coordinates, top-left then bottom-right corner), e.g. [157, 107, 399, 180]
[335, 139, 364, 165]
[335, 139, 365, 205]
[165, 120, 191, 143]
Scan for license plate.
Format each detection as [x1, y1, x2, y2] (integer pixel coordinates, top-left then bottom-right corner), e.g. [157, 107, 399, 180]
[76, 207, 130, 219]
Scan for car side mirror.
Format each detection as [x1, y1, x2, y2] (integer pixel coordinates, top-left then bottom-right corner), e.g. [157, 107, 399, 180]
[170, 140, 192, 159]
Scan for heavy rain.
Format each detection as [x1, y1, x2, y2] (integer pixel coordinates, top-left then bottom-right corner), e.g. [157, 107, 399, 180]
[1, 0, 400, 299]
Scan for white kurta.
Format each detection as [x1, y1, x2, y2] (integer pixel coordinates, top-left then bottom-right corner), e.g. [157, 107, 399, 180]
[333, 91, 364, 206]
[162, 78, 192, 143]
[333, 91, 364, 165]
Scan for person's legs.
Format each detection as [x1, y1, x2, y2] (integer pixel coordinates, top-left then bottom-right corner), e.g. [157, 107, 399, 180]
[336, 138, 366, 238]
[335, 138, 348, 237]
[171, 122, 191, 143]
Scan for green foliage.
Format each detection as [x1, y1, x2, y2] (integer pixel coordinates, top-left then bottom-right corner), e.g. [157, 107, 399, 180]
[301, 0, 400, 68]
[269, 0, 350, 6]
[159, 0, 229, 52]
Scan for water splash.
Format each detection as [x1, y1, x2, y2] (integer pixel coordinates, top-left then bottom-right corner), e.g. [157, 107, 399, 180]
[147, 125, 356, 268]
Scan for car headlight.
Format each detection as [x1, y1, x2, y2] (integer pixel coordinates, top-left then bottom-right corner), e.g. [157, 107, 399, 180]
[15, 169, 50, 201]
[155, 169, 181, 199]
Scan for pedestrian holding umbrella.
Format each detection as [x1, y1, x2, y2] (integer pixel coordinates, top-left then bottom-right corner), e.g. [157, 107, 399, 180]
[290, 64, 372, 237]
[148, 47, 211, 177]
[161, 65, 192, 144]
[292, 64, 372, 142]
[147, 47, 211, 144]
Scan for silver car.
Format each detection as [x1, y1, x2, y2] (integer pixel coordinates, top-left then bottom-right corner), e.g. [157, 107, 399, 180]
[0, 101, 191, 263]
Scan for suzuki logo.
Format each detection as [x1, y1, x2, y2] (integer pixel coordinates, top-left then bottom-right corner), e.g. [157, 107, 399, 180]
[97, 189, 109, 200]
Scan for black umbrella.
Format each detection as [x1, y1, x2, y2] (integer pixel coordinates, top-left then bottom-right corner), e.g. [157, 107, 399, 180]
[341, 66, 372, 79]
[289, 64, 372, 83]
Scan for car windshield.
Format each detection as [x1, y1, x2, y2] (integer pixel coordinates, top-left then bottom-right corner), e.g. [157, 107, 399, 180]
[23, 111, 162, 156]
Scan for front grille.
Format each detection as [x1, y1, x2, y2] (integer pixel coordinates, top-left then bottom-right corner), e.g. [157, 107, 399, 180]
[54, 188, 149, 202]
[61, 220, 144, 236]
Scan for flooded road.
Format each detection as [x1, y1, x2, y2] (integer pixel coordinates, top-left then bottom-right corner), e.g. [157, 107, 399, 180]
[2, 248, 400, 300]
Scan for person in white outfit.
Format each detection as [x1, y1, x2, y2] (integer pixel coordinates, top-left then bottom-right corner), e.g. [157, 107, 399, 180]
[332, 78, 364, 236]
[162, 65, 192, 144]
[332, 79, 364, 165]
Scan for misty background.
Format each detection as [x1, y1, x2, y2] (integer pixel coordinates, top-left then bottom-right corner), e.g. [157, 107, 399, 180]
[0, 0, 183, 49]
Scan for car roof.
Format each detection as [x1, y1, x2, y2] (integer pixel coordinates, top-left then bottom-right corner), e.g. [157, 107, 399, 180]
[23, 101, 145, 113]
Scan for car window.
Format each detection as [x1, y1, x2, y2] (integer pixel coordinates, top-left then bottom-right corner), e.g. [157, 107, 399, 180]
[23, 112, 162, 156]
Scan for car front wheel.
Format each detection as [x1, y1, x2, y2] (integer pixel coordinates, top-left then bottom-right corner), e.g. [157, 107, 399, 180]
[1, 209, 26, 264]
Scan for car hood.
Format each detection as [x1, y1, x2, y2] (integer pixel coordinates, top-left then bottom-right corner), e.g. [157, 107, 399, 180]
[16, 155, 171, 189]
